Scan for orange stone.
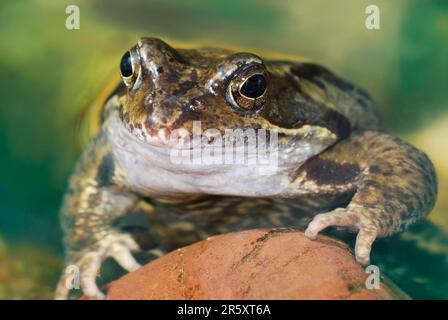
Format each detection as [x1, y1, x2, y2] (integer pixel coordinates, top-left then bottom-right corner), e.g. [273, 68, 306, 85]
[104, 228, 398, 300]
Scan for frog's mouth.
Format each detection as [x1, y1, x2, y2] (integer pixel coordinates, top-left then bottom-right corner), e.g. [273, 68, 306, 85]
[108, 110, 341, 196]
[122, 118, 339, 170]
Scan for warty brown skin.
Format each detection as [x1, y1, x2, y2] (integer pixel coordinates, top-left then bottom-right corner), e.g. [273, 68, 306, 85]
[54, 38, 437, 299]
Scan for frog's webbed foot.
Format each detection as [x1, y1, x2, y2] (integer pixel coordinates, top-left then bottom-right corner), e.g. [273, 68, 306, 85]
[54, 233, 141, 300]
[305, 207, 378, 265]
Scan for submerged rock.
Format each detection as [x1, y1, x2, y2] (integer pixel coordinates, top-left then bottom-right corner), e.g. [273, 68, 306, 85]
[104, 229, 401, 300]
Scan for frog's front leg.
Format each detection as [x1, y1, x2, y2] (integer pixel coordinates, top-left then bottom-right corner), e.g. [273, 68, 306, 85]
[292, 130, 437, 265]
[55, 134, 142, 300]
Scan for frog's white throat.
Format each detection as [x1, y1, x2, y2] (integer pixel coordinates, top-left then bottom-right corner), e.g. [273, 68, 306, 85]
[105, 104, 333, 198]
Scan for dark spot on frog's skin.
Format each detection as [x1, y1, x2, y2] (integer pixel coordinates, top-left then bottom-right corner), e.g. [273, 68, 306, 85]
[400, 210, 411, 221]
[171, 105, 201, 128]
[424, 171, 436, 189]
[362, 179, 382, 189]
[383, 192, 393, 202]
[324, 74, 355, 92]
[291, 63, 329, 80]
[173, 80, 196, 96]
[118, 106, 124, 120]
[96, 153, 115, 187]
[171, 49, 189, 65]
[304, 158, 360, 186]
[323, 109, 351, 140]
[281, 73, 351, 139]
[356, 97, 369, 110]
[356, 88, 371, 100]
[290, 63, 327, 89]
[190, 69, 198, 82]
[290, 63, 356, 92]
[381, 147, 396, 153]
[165, 71, 179, 83]
[409, 181, 420, 191]
[370, 165, 382, 174]
[424, 192, 434, 208]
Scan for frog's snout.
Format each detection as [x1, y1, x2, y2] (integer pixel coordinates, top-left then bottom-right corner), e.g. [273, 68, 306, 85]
[137, 37, 187, 69]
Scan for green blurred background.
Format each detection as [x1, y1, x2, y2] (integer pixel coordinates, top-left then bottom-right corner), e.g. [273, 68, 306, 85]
[0, 0, 447, 299]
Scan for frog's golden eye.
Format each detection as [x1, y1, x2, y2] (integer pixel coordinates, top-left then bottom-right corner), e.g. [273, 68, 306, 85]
[119, 49, 141, 89]
[240, 74, 267, 99]
[226, 66, 268, 112]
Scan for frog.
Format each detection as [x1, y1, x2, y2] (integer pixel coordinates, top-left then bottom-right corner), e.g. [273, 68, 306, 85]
[54, 37, 437, 299]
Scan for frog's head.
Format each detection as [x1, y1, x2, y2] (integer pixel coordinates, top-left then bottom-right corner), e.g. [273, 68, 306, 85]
[117, 37, 350, 166]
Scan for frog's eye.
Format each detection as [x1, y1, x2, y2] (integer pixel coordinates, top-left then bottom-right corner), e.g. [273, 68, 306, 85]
[240, 74, 267, 99]
[120, 49, 141, 89]
[120, 51, 133, 77]
[226, 66, 268, 112]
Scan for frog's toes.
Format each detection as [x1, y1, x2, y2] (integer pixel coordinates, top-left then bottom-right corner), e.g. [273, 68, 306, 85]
[78, 252, 105, 299]
[105, 234, 142, 272]
[54, 252, 105, 300]
[55, 233, 141, 300]
[353, 226, 378, 265]
[55, 271, 74, 300]
[304, 208, 361, 239]
[305, 208, 378, 265]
